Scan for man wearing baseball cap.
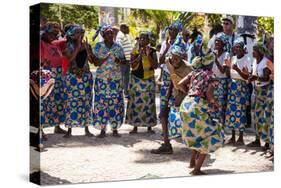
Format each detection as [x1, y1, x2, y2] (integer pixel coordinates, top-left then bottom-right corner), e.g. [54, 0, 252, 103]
[208, 15, 238, 56]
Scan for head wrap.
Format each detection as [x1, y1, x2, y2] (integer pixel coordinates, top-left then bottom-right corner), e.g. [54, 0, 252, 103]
[215, 32, 228, 51]
[253, 42, 265, 55]
[171, 36, 187, 58]
[65, 25, 84, 38]
[41, 22, 60, 37]
[191, 56, 213, 70]
[215, 32, 228, 44]
[194, 34, 203, 46]
[100, 24, 113, 37]
[139, 31, 152, 40]
[233, 37, 246, 49]
[169, 20, 183, 32]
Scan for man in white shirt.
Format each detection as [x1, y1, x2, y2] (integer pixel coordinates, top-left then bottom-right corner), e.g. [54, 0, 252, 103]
[116, 24, 133, 97]
[208, 15, 239, 56]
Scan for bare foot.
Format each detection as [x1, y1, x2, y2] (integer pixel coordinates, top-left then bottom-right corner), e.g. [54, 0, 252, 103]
[189, 169, 206, 175]
[235, 140, 245, 146]
[129, 129, 138, 134]
[63, 133, 72, 138]
[226, 138, 236, 145]
[85, 132, 94, 137]
[147, 129, 155, 134]
[113, 130, 121, 138]
[97, 133, 106, 138]
[54, 126, 68, 134]
[189, 161, 196, 168]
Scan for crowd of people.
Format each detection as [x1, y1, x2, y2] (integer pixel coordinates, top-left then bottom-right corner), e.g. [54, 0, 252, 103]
[30, 14, 274, 175]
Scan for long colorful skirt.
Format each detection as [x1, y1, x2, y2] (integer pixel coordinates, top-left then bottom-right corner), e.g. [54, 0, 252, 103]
[253, 84, 273, 143]
[40, 67, 65, 128]
[269, 100, 274, 151]
[225, 79, 250, 132]
[63, 71, 94, 128]
[167, 91, 182, 138]
[212, 78, 229, 126]
[93, 78, 124, 130]
[180, 96, 224, 154]
[125, 75, 157, 127]
[159, 70, 171, 117]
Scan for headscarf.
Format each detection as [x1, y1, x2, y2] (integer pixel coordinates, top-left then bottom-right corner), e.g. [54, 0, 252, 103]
[253, 42, 265, 55]
[215, 32, 228, 51]
[139, 31, 152, 40]
[65, 25, 84, 38]
[100, 24, 113, 37]
[40, 22, 60, 38]
[233, 37, 246, 49]
[171, 36, 187, 58]
[169, 20, 183, 32]
[191, 56, 212, 70]
[194, 34, 203, 46]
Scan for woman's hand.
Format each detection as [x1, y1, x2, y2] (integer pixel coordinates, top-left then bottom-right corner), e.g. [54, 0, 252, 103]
[145, 46, 152, 56]
[248, 74, 258, 82]
[232, 64, 240, 72]
[223, 58, 231, 68]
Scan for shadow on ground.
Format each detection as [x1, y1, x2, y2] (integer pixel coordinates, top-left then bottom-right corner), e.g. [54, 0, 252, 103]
[30, 171, 72, 185]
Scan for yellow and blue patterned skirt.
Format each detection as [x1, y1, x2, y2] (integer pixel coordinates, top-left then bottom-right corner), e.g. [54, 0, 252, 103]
[159, 70, 171, 117]
[93, 77, 124, 130]
[125, 75, 157, 127]
[212, 78, 229, 126]
[63, 71, 94, 128]
[225, 79, 250, 132]
[253, 83, 273, 143]
[180, 96, 224, 154]
[40, 67, 65, 128]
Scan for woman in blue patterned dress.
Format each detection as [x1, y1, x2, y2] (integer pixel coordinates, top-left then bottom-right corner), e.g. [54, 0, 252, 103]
[151, 21, 183, 154]
[178, 56, 223, 175]
[40, 22, 67, 136]
[247, 43, 272, 150]
[63, 25, 94, 138]
[166, 44, 192, 139]
[91, 25, 126, 138]
[224, 39, 252, 145]
[126, 32, 158, 134]
[211, 33, 230, 128]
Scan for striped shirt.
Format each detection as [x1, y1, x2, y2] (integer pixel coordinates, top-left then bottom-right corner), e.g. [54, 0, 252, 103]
[116, 31, 133, 61]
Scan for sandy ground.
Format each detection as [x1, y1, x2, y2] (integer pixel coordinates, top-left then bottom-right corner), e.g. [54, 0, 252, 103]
[30, 93, 273, 185]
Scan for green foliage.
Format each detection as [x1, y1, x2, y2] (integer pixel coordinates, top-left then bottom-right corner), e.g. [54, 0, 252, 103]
[207, 14, 222, 27]
[186, 13, 205, 32]
[257, 17, 274, 37]
[40, 3, 99, 30]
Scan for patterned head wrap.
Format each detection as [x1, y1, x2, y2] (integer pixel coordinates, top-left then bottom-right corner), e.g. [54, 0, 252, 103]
[233, 37, 246, 49]
[194, 35, 203, 46]
[42, 22, 60, 35]
[253, 42, 265, 55]
[171, 36, 187, 58]
[65, 25, 84, 38]
[169, 20, 183, 32]
[139, 31, 152, 40]
[191, 56, 213, 70]
[215, 32, 228, 44]
[100, 24, 113, 37]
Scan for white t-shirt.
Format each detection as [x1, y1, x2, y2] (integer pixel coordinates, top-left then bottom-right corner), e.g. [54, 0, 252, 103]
[212, 52, 230, 78]
[230, 55, 252, 81]
[160, 41, 173, 74]
[252, 56, 271, 87]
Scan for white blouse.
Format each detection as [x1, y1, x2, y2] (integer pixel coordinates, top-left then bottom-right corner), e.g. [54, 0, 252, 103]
[230, 55, 252, 81]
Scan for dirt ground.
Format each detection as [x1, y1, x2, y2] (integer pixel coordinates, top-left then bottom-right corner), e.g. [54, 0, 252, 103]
[30, 94, 273, 185]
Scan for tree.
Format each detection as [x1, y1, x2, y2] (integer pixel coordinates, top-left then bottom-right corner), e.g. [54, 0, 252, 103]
[40, 3, 99, 30]
[257, 17, 274, 39]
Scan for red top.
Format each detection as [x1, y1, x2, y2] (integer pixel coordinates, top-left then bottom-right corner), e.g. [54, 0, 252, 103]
[40, 40, 63, 68]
